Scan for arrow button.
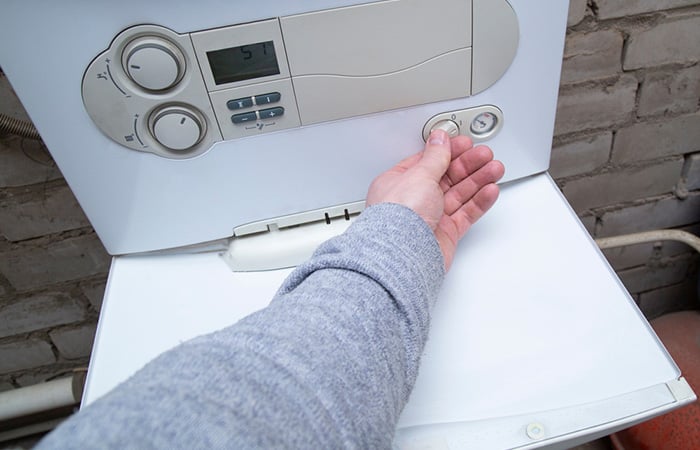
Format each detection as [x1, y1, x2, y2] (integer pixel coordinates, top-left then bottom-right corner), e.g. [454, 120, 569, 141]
[254, 92, 281, 105]
[227, 97, 254, 110]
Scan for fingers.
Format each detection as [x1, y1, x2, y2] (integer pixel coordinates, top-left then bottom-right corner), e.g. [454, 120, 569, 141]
[439, 145, 494, 193]
[446, 144, 494, 184]
[433, 181, 500, 271]
[413, 130, 452, 181]
[444, 159, 504, 215]
[447, 135, 475, 162]
[451, 183, 501, 236]
[391, 134, 478, 179]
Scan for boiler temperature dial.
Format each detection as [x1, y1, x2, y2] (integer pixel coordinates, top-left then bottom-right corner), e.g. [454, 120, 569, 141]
[430, 119, 460, 138]
[122, 36, 186, 91]
[150, 106, 206, 151]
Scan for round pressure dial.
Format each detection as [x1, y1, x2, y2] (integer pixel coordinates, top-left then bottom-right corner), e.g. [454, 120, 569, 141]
[470, 112, 498, 136]
[150, 106, 206, 152]
[122, 37, 185, 91]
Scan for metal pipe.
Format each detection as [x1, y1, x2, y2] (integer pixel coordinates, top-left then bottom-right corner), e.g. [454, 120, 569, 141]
[596, 229, 700, 254]
[0, 112, 41, 140]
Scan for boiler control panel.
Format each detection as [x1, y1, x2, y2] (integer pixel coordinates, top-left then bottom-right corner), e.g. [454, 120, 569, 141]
[81, 0, 519, 159]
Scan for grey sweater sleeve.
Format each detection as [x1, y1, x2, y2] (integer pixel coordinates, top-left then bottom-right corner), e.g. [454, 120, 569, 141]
[37, 203, 445, 449]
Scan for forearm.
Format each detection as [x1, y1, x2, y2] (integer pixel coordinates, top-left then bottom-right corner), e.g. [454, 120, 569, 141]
[257, 202, 445, 446]
[37, 203, 444, 449]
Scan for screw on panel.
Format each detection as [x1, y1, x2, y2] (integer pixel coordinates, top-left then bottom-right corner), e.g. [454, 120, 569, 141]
[526, 422, 545, 440]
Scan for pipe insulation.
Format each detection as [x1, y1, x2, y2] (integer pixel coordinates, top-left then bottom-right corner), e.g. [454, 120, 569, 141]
[596, 229, 700, 254]
[0, 373, 84, 422]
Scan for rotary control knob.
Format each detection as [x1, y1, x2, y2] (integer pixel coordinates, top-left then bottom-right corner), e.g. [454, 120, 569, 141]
[430, 119, 460, 138]
[122, 36, 185, 91]
[150, 106, 206, 152]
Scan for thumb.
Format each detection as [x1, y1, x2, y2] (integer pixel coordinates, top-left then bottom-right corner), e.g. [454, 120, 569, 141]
[415, 129, 451, 181]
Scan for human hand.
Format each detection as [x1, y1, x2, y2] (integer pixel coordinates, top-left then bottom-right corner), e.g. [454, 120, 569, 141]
[366, 129, 504, 270]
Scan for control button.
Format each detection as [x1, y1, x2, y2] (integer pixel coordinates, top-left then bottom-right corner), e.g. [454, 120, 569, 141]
[231, 112, 258, 124]
[123, 37, 185, 91]
[150, 106, 205, 151]
[430, 119, 460, 138]
[254, 92, 281, 105]
[259, 107, 284, 120]
[227, 97, 254, 110]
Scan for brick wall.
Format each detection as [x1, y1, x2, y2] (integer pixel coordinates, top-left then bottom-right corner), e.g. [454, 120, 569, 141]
[553, 0, 700, 319]
[0, 75, 110, 393]
[1, 0, 699, 395]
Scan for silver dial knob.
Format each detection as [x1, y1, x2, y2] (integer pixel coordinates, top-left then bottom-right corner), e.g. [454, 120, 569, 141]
[150, 106, 205, 152]
[430, 119, 460, 138]
[123, 37, 185, 91]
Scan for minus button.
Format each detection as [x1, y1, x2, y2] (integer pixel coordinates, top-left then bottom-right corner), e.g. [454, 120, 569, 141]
[231, 112, 258, 124]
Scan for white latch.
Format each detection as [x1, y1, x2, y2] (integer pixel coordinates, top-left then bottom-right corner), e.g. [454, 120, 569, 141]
[222, 201, 365, 272]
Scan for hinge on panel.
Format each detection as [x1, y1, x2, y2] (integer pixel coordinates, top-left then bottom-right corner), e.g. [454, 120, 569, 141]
[222, 201, 365, 272]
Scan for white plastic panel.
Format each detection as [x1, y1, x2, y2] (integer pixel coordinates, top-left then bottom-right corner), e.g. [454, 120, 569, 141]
[395, 382, 689, 449]
[0, 0, 553, 255]
[84, 174, 683, 448]
[396, 174, 678, 429]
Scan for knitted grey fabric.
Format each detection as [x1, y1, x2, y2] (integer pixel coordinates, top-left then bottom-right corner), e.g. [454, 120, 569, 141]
[37, 203, 445, 449]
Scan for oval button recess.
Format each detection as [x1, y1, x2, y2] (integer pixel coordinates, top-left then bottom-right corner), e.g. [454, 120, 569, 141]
[151, 107, 204, 151]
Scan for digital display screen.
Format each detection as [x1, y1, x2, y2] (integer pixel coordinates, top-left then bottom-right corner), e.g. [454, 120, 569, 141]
[207, 41, 280, 85]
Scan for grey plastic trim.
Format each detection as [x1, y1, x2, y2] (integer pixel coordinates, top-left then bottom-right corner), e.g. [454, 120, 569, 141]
[472, 0, 519, 95]
[81, 25, 222, 159]
[422, 105, 504, 142]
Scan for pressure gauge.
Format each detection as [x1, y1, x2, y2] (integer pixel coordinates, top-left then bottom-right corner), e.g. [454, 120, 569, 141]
[470, 112, 498, 136]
